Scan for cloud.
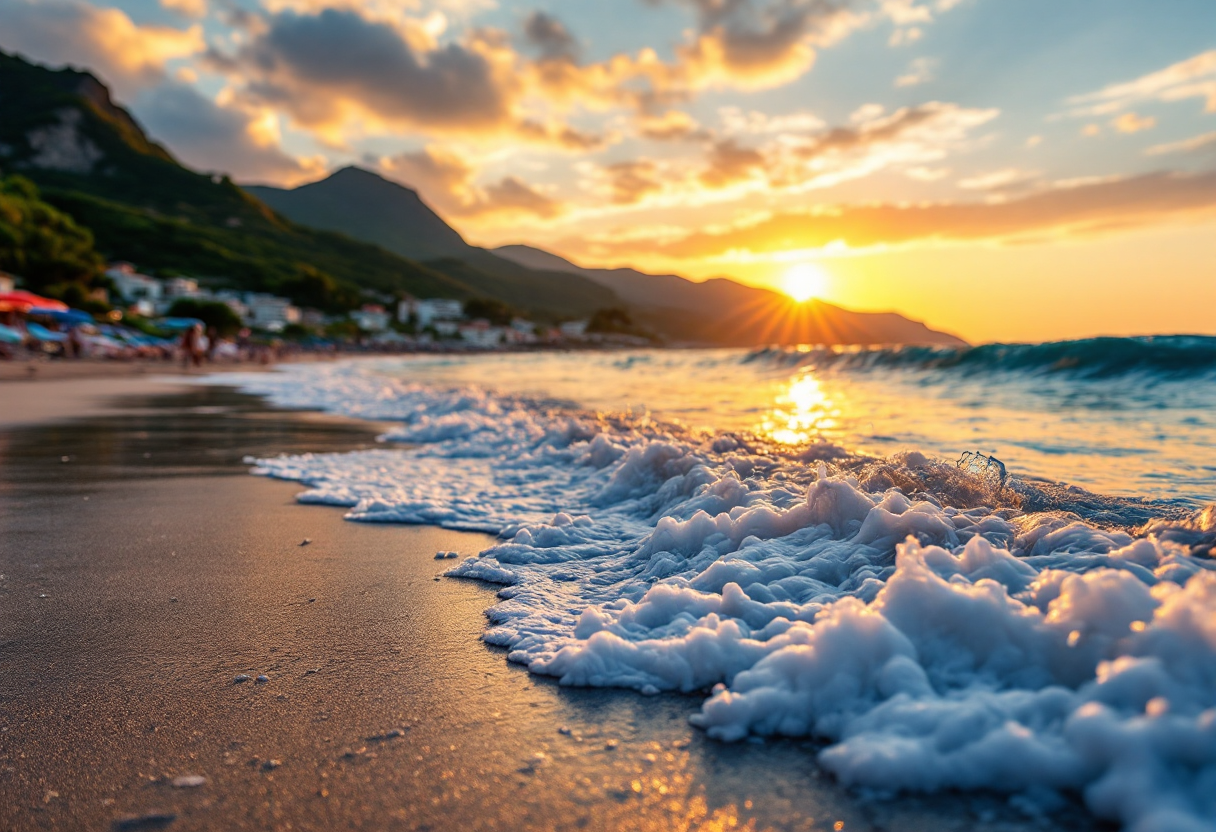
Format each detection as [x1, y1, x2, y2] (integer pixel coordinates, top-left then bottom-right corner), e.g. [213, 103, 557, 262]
[888, 26, 922, 46]
[160, 0, 206, 20]
[577, 100, 997, 211]
[1145, 130, 1216, 156]
[0, 0, 203, 97]
[666, 0, 862, 90]
[1112, 112, 1155, 133]
[204, 7, 611, 150]
[382, 146, 564, 219]
[718, 106, 825, 134]
[795, 102, 994, 168]
[956, 168, 1039, 192]
[636, 110, 705, 141]
[528, 0, 869, 114]
[600, 160, 667, 204]
[626, 170, 1216, 259]
[1067, 49, 1216, 116]
[895, 56, 935, 87]
[217, 9, 513, 135]
[481, 176, 563, 218]
[136, 82, 320, 184]
[522, 11, 579, 61]
[699, 139, 766, 187]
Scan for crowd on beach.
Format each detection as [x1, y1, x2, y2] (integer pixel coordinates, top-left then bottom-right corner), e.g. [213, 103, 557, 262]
[0, 289, 288, 367]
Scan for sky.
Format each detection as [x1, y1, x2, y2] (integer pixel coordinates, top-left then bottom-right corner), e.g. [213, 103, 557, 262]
[1, 0, 1214, 342]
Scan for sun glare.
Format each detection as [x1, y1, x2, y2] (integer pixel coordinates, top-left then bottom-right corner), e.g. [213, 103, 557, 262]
[783, 262, 829, 302]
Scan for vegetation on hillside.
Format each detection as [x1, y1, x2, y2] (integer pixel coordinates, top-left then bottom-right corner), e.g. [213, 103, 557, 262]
[0, 50, 476, 313]
[44, 189, 472, 312]
[0, 175, 103, 296]
[165, 297, 243, 335]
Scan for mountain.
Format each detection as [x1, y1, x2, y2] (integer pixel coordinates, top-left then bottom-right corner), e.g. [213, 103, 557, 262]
[250, 165, 963, 346]
[494, 245, 966, 346]
[244, 167, 619, 319]
[248, 167, 470, 263]
[0, 50, 615, 319]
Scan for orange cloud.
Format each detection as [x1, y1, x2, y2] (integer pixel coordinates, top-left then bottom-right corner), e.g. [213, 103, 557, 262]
[1068, 49, 1216, 116]
[699, 139, 766, 187]
[0, 0, 203, 96]
[207, 7, 605, 150]
[575, 170, 1216, 260]
[1112, 112, 1156, 133]
[382, 146, 564, 220]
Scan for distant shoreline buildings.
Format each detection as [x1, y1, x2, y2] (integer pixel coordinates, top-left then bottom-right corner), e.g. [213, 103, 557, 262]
[104, 262, 609, 348]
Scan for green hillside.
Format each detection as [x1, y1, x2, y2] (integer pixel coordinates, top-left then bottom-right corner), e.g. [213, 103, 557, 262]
[0, 50, 615, 318]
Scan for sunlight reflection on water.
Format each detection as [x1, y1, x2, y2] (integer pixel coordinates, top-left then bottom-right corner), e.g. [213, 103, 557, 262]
[371, 348, 1215, 506]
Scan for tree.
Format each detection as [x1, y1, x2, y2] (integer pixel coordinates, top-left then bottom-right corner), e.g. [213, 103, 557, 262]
[166, 298, 243, 336]
[463, 297, 514, 326]
[0, 175, 103, 292]
[587, 307, 634, 334]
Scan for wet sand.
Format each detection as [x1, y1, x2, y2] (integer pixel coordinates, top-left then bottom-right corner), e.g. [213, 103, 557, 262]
[0, 385, 1098, 831]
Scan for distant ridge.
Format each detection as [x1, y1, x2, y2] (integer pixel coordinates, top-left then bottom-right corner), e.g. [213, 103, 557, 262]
[243, 167, 620, 319]
[494, 245, 967, 347]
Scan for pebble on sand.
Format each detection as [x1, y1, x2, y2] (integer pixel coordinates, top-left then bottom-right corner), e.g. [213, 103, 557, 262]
[299, 539, 312, 547]
[233, 675, 251, 684]
[255, 675, 269, 684]
[112, 811, 177, 830]
[171, 775, 206, 788]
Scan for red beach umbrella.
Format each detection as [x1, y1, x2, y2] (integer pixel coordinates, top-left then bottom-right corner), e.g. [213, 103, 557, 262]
[0, 291, 69, 311]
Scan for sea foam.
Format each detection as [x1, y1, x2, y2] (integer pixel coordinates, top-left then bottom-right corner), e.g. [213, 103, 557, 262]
[218, 361, 1215, 832]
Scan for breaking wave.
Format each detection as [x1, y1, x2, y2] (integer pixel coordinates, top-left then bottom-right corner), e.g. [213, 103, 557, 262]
[218, 361, 1216, 832]
[745, 335, 1216, 379]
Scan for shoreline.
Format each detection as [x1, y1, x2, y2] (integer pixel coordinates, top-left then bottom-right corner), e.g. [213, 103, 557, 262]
[0, 378, 1097, 832]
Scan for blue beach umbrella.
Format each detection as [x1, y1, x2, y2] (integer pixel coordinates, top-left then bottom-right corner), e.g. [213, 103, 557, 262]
[29, 307, 94, 325]
[156, 317, 204, 331]
[25, 322, 68, 342]
[0, 323, 24, 344]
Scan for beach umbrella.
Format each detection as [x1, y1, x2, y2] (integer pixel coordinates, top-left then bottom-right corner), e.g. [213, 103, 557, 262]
[25, 322, 68, 343]
[156, 317, 203, 331]
[0, 291, 68, 311]
[0, 323, 24, 344]
[30, 307, 94, 325]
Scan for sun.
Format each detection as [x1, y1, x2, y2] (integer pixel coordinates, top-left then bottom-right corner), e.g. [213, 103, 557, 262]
[782, 262, 829, 303]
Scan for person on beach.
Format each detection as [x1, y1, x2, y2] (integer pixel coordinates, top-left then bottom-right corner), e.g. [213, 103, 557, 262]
[180, 323, 203, 368]
[67, 325, 83, 359]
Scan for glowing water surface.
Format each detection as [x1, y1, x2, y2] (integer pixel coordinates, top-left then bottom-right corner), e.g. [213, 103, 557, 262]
[370, 347, 1215, 507]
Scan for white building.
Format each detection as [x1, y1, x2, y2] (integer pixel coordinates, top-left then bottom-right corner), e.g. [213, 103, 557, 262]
[459, 320, 504, 347]
[351, 305, 391, 332]
[244, 293, 300, 330]
[559, 319, 589, 339]
[433, 320, 460, 338]
[400, 298, 464, 327]
[106, 263, 162, 304]
[164, 277, 201, 298]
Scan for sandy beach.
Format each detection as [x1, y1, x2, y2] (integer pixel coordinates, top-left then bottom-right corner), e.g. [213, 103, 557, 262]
[0, 376, 1099, 831]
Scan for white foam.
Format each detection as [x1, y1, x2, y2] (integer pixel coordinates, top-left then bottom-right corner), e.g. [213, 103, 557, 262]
[214, 361, 1216, 831]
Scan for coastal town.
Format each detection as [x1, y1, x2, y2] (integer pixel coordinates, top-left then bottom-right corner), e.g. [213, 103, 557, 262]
[0, 262, 648, 363]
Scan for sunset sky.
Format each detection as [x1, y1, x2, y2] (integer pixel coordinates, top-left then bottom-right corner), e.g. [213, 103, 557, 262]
[2, 0, 1214, 342]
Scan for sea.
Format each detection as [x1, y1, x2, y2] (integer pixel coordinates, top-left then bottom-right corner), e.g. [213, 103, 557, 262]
[212, 336, 1216, 832]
